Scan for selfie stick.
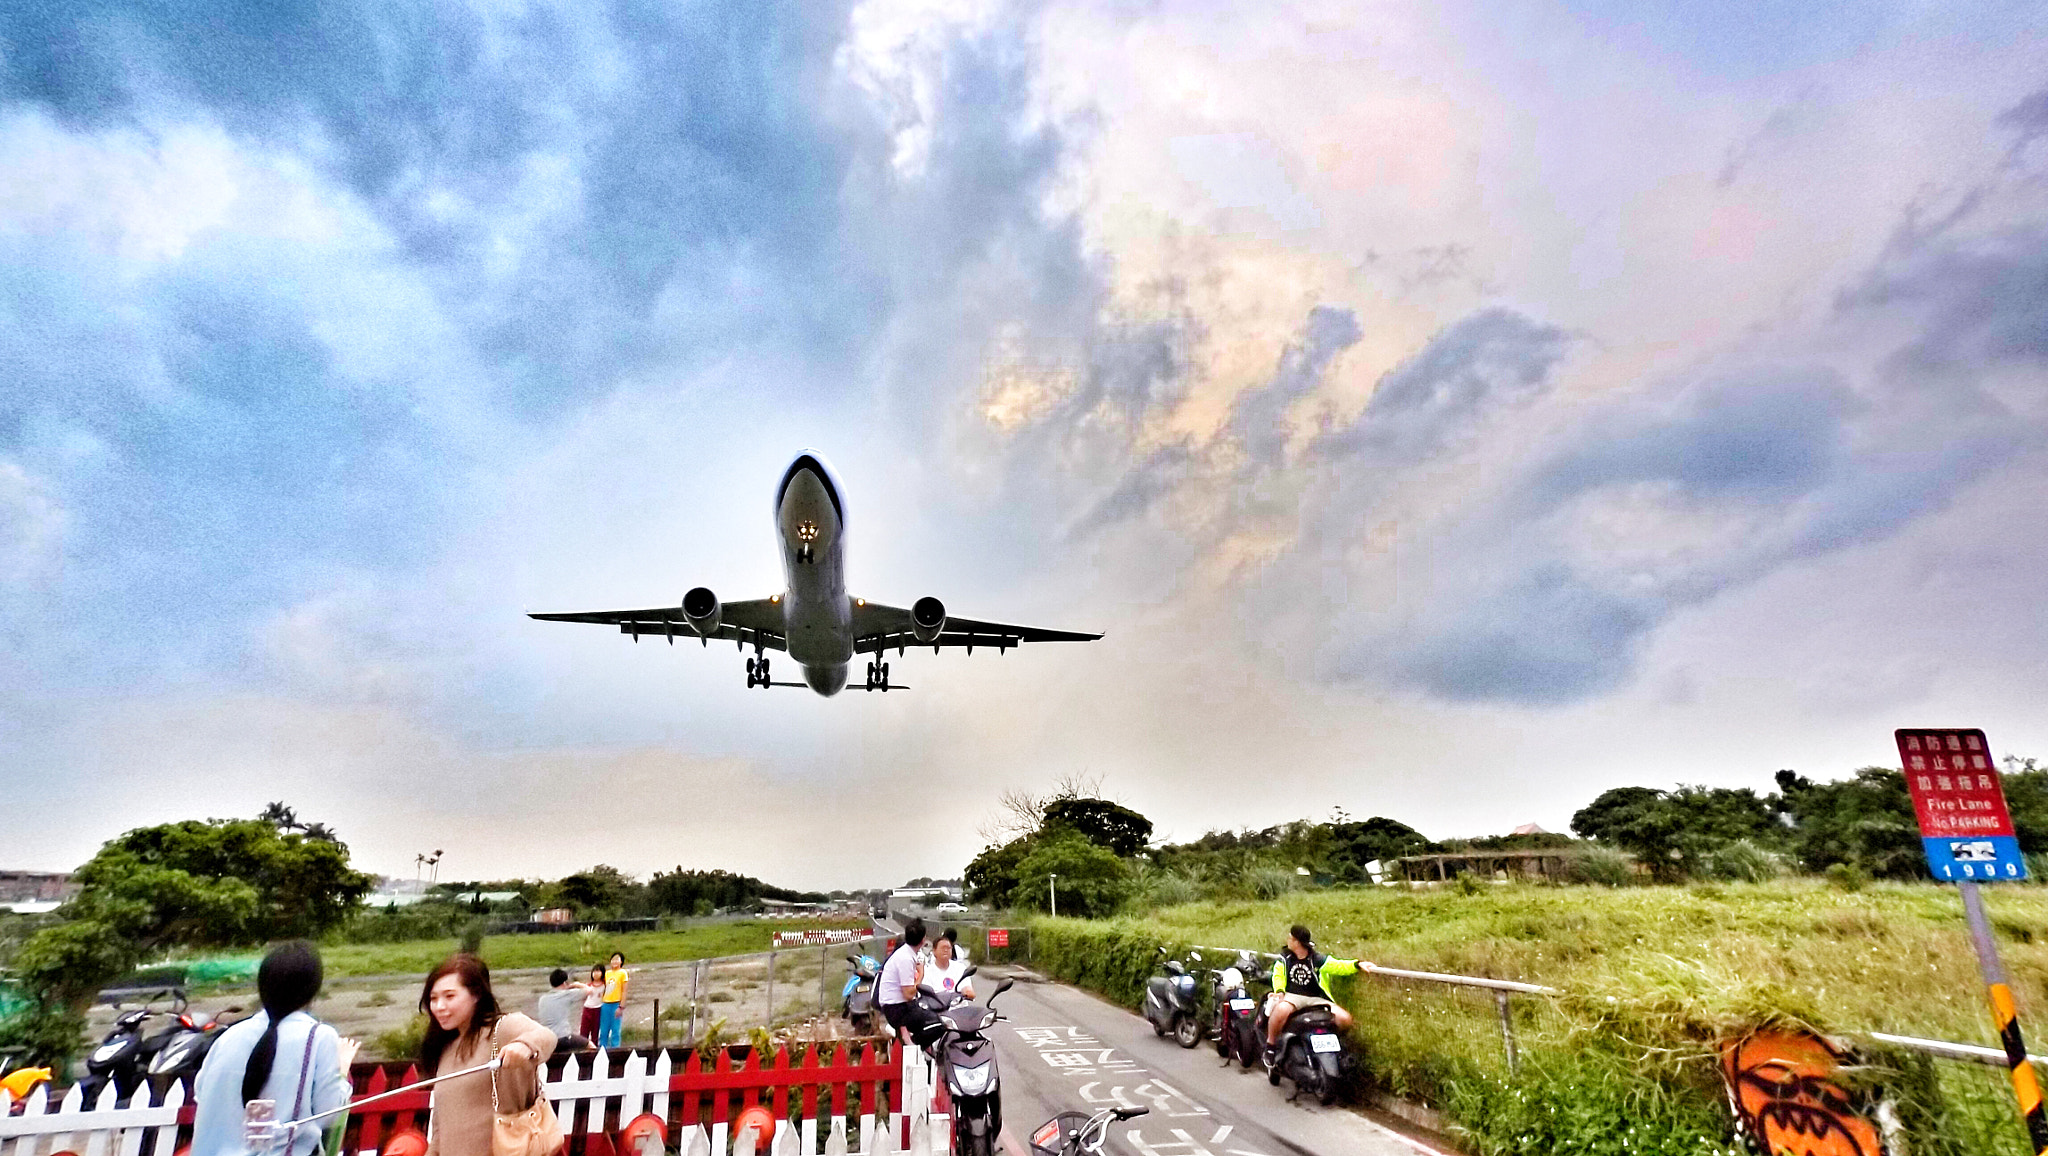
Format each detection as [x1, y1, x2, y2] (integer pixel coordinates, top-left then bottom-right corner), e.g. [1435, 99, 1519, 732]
[272, 1057, 503, 1135]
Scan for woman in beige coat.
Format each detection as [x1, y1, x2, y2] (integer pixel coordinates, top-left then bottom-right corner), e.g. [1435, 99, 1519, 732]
[418, 955, 557, 1156]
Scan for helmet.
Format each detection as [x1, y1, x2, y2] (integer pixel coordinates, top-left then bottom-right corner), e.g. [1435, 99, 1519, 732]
[1219, 968, 1244, 989]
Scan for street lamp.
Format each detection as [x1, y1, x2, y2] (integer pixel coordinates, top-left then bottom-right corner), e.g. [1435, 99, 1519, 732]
[1049, 873, 1058, 918]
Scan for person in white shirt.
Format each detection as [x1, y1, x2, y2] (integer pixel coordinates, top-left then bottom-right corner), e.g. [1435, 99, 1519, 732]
[877, 918, 942, 1042]
[925, 931, 974, 1001]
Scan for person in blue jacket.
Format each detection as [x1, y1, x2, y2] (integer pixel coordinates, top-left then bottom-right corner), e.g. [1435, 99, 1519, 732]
[1265, 924, 1366, 1064]
[191, 941, 358, 1156]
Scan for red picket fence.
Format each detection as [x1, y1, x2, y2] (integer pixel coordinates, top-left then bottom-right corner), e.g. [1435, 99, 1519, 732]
[343, 1043, 903, 1156]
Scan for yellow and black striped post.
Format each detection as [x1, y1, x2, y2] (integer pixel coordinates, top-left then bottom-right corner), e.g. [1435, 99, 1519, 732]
[1961, 879, 2048, 1152]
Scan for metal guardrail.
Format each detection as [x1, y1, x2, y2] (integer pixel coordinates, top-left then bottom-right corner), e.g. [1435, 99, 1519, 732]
[1866, 1031, 2048, 1068]
[1173, 944, 2041, 1084]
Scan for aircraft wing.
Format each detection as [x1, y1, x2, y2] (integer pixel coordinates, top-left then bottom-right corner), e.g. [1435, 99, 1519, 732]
[851, 601, 1102, 655]
[528, 598, 788, 651]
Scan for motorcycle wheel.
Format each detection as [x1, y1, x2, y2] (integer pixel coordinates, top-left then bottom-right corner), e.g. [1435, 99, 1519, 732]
[1151, 1016, 1169, 1037]
[1174, 1015, 1201, 1049]
[1319, 1078, 1339, 1107]
[1236, 1027, 1259, 1069]
[953, 1119, 994, 1156]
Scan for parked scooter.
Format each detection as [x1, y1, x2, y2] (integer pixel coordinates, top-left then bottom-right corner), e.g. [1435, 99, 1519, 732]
[1028, 1105, 1149, 1156]
[1142, 948, 1204, 1049]
[841, 953, 881, 1035]
[144, 1005, 245, 1099]
[1206, 951, 1265, 1068]
[1257, 987, 1348, 1105]
[76, 1009, 172, 1106]
[912, 966, 1015, 1156]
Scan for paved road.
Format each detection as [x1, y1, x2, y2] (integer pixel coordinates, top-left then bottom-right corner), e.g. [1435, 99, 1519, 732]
[934, 971, 1447, 1156]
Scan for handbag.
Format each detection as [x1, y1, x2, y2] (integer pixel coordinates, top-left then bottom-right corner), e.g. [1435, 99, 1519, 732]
[490, 1021, 564, 1156]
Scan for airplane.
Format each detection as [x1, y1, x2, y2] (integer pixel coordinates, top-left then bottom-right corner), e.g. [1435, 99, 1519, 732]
[529, 451, 1103, 696]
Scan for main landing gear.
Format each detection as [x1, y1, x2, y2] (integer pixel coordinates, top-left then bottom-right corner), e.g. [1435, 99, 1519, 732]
[746, 656, 774, 688]
[863, 660, 897, 692]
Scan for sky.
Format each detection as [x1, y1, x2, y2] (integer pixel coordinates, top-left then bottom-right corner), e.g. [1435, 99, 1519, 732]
[2, 0, 2046, 891]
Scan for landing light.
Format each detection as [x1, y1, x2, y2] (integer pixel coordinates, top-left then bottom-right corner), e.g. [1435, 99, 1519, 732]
[770, 594, 781, 604]
[797, 520, 819, 542]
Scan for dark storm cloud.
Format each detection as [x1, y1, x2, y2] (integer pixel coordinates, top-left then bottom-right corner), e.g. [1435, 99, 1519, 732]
[0, 0, 1088, 700]
[1367, 203, 2048, 705]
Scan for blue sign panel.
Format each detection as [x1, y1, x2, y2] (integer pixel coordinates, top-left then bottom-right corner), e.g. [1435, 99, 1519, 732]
[1921, 835, 2028, 881]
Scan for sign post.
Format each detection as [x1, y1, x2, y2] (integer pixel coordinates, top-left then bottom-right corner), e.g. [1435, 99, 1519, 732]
[1898, 727, 2048, 1153]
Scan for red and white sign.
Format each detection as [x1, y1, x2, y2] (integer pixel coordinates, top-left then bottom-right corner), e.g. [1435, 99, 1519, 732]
[1897, 728, 2027, 880]
[987, 928, 1011, 949]
[1899, 729, 2014, 839]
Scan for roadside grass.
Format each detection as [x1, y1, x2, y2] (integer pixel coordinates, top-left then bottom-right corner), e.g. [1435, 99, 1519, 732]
[313, 918, 866, 978]
[1028, 880, 2048, 1155]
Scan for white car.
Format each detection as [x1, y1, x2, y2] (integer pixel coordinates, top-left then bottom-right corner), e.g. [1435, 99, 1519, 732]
[935, 901, 967, 914]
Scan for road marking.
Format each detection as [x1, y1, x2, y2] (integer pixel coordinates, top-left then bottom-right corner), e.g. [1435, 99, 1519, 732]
[1209, 1126, 1231, 1144]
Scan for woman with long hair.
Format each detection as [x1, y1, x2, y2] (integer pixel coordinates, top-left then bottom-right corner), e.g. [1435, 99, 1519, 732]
[419, 954, 556, 1156]
[190, 941, 358, 1156]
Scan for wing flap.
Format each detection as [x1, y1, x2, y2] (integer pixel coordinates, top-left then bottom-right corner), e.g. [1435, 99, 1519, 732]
[851, 602, 1101, 655]
[530, 597, 788, 651]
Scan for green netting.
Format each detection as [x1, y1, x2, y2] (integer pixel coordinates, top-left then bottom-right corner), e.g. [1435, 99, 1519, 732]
[183, 957, 260, 985]
[0, 979, 29, 1021]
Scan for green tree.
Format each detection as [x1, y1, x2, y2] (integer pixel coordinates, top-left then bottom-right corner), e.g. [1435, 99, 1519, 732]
[1570, 785, 1778, 881]
[1013, 834, 1130, 918]
[1775, 768, 1922, 879]
[1328, 817, 1435, 878]
[1042, 798, 1154, 857]
[3, 810, 371, 1065]
[964, 838, 1033, 908]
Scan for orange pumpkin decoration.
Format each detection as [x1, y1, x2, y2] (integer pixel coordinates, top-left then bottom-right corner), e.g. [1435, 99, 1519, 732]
[1722, 1030, 1883, 1156]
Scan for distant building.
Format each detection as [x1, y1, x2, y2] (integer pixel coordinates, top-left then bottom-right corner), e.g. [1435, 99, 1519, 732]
[1511, 823, 1551, 836]
[535, 907, 575, 925]
[0, 870, 78, 904]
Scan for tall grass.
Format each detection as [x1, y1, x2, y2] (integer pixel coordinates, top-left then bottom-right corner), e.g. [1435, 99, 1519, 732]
[1030, 879, 2048, 1154]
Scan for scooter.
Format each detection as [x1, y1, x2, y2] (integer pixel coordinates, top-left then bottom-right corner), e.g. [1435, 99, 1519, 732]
[913, 966, 1015, 1156]
[1258, 991, 1348, 1105]
[1206, 951, 1264, 1069]
[1142, 948, 1204, 1049]
[1028, 1105, 1149, 1156]
[76, 1009, 172, 1106]
[145, 1005, 245, 1099]
[841, 953, 881, 1035]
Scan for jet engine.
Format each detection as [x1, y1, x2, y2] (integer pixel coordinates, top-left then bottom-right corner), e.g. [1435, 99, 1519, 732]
[911, 596, 946, 643]
[682, 587, 722, 636]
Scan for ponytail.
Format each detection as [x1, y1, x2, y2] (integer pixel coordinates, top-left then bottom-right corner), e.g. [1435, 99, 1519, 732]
[242, 941, 324, 1104]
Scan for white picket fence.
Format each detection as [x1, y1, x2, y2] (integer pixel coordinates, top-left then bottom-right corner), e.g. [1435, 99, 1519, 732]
[0, 1080, 186, 1156]
[1, 1043, 948, 1156]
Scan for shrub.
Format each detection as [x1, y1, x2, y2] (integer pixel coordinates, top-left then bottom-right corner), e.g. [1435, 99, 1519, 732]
[1702, 839, 1788, 884]
[458, 918, 489, 955]
[1562, 847, 1635, 887]
[368, 1014, 428, 1061]
[1825, 862, 1869, 892]
[1247, 866, 1299, 901]
[1128, 871, 1197, 911]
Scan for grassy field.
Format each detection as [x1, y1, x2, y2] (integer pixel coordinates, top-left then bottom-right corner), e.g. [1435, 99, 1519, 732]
[1028, 879, 2048, 1155]
[312, 918, 867, 978]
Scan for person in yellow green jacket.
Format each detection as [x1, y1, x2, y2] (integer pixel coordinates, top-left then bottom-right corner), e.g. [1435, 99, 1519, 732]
[1265, 923, 1367, 1062]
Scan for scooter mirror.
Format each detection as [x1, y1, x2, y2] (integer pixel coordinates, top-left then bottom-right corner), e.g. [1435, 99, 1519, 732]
[991, 979, 1015, 1000]
[959, 965, 978, 978]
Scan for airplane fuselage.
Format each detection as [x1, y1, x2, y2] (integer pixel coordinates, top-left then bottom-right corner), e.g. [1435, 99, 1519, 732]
[775, 453, 852, 695]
